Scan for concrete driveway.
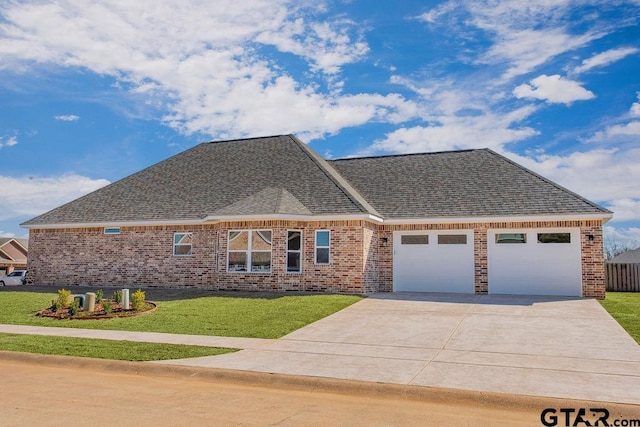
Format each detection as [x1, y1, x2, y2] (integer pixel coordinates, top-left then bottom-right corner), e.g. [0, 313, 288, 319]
[164, 293, 640, 405]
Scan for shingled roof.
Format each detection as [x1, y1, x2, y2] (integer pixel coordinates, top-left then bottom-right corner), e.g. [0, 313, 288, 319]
[23, 135, 376, 226]
[330, 149, 609, 218]
[23, 135, 610, 227]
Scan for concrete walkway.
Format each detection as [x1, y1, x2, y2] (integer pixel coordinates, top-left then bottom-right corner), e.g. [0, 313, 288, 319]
[2, 293, 640, 405]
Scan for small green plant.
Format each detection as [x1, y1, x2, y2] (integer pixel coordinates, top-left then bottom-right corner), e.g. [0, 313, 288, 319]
[69, 300, 80, 316]
[56, 289, 72, 311]
[95, 289, 103, 303]
[131, 289, 146, 311]
[102, 299, 113, 315]
[50, 299, 58, 312]
[113, 290, 122, 304]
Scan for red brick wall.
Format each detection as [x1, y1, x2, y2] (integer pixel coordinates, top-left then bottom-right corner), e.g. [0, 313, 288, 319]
[28, 220, 372, 294]
[28, 218, 606, 297]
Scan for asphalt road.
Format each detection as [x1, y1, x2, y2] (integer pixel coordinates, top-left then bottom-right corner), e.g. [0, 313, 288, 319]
[1, 357, 543, 426]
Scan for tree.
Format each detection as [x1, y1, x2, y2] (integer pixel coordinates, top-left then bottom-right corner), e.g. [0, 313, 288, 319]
[603, 235, 640, 260]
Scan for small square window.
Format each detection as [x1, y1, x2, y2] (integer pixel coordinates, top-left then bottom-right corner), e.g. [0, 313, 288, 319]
[173, 232, 193, 256]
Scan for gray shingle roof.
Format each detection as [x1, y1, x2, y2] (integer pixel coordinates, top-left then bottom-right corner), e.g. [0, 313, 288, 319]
[23, 136, 610, 227]
[608, 248, 640, 263]
[330, 149, 609, 218]
[23, 135, 371, 226]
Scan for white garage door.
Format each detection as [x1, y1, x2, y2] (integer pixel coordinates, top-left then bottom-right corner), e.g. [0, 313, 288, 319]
[393, 231, 474, 293]
[488, 229, 582, 296]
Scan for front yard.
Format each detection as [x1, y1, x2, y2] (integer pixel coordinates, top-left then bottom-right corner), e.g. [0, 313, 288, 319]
[0, 289, 362, 361]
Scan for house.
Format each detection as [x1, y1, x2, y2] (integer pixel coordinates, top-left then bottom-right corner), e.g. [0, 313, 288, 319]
[0, 237, 28, 275]
[22, 135, 612, 297]
[607, 248, 640, 264]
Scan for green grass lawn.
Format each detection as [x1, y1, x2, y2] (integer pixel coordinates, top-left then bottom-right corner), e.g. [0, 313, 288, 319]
[0, 333, 236, 361]
[0, 291, 361, 361]
[0, 291, 362, 339]
[600, 292, 640, 344]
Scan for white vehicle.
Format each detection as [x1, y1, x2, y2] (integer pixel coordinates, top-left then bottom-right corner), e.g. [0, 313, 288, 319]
[0, 270, 26, 286]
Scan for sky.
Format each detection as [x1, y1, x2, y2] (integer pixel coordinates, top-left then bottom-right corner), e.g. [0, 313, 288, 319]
[0, 0, 639, 248]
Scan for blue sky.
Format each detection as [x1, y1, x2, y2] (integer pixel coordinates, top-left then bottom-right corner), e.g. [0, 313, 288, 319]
[0, 0, 639, 247]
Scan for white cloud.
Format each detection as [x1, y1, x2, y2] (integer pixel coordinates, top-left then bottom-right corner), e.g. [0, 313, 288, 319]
[0, 230, 16, 238]
[0, 136, 18, 148]
[513, 74, 595, 105]
[0, 174, 110, 221]
[505, 147, 640, 224]
[54, 114, 80, 121]
[604, 199, 640, 222]
[604, 226, 640, 248]
[0, 1, 415, 141]
[587, 93, 640, 142]
[484, 29, 600, 80]
[574, 47, 639, 74]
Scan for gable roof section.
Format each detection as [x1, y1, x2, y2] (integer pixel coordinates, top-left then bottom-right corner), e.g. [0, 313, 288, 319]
[23, 135, 374, 227]
[0, 238, 28, 263]
[212, 187, 313, 216]
[330, 148, 610, 218]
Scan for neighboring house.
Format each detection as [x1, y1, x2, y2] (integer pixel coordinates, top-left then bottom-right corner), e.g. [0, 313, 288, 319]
[607, 248, 640, 264]
[0, 238, 28, 275]
[22, 135, 612, 297]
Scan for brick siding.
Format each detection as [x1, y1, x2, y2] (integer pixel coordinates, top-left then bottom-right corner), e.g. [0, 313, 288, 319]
[27, 219, 606, 297]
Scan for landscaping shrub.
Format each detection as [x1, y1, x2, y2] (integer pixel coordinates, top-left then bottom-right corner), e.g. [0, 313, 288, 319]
[131, 289, 145, 311]
[95, 289, 103, 303]
[69, 300, 80, 316]
[113, 290, 122, 304]
[56, 289, 72, 311]
[102, 299, 113, 315]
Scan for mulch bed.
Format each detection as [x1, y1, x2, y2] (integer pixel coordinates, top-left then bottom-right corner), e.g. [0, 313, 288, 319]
[36, 301, 157, 320]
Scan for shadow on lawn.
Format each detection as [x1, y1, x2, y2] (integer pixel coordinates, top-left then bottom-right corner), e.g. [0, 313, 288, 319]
[0, 285, 325, 302]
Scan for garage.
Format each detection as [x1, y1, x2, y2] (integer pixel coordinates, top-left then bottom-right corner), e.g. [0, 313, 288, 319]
[488, 229, 582, 296]
[393, 230, 474, 293]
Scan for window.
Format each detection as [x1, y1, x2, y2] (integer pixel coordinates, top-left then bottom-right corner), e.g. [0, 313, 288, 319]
[401, 235, 429, 245]
[228, 230, 272, 272]
[104, 227, 120, 235]
[287, 230, 302, 273]
[495, 233, 526, 244]
[173, 233, 193, 256]
[438, 234, 467, 244]
[315, 230, 330, 265]
[538, 233, 571, 243]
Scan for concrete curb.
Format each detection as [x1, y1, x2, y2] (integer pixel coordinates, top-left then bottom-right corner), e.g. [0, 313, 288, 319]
[2, 350, 639, 417]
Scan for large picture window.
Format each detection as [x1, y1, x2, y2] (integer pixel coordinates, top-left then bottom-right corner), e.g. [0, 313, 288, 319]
[315, 230, 330, 265]
[173, 233, 193, 256]
[287, 230, 302, 273]
[228, 230, 272, 273]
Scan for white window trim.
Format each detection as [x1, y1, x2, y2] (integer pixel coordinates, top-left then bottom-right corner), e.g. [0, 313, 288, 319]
[227, 230, 272, 273]
[286, 230, 303, 273]
[173, 232, 193, 256]
[315, 230, 330, 265]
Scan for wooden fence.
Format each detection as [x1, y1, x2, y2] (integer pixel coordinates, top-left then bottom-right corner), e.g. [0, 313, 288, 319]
[606, 263, 640, 292]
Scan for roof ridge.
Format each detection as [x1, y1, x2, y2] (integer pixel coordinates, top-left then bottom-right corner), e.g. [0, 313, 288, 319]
[331, 148, 479, 162]
[206, 134, 288, 144]
[288, 135, 382, 218]
[484, 149, 611, 214]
